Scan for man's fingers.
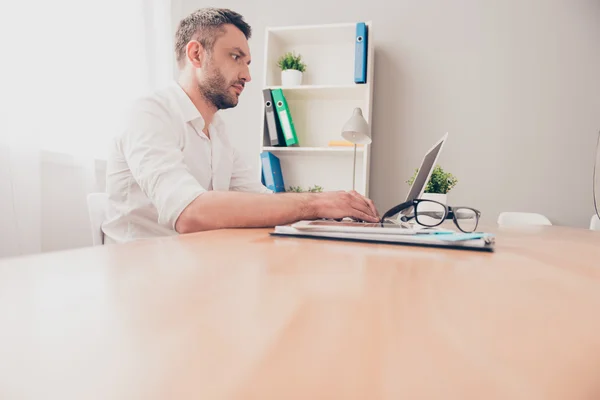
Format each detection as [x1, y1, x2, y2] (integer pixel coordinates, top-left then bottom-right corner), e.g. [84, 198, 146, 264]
[346, 197, 379, 222]
[348, 191, 372, 214]
[348, 191, 378, 218]
[352, 191, 377, 216]
[351, 209, 379, 223]
[366, 198, 378, 217]
[347, 194, 373, 217]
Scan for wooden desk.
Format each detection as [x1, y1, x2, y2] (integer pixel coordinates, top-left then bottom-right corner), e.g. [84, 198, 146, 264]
[0, 225, 599, 399]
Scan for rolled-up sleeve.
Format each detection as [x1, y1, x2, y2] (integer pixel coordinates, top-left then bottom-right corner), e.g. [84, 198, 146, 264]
[119, 102, 206, 229]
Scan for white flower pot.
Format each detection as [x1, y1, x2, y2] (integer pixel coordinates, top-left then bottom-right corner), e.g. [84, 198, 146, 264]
[421, 193, 447, 205]
[281, 69, 303, 87]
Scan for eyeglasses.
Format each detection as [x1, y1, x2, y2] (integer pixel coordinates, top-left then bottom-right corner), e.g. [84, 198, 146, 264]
[380, 199, 481, 233]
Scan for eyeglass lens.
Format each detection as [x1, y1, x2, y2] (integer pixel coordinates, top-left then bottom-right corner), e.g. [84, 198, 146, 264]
[453, 207, 478, 232]
[414, 200, 446, 226]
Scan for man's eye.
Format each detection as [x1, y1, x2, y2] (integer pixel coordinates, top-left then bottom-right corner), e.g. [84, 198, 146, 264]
[231, 54, 240, 61]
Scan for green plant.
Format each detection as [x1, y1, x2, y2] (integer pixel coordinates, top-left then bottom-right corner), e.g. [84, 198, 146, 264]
[277, 51, 307, 72]
[287, 185, 323, 193]
[406, 165, 458, 194]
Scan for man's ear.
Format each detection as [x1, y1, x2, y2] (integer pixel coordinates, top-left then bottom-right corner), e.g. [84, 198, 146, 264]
[186, 40, 204, 69]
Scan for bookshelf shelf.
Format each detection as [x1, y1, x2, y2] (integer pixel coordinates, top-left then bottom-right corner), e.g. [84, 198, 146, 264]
[267, 23, 356, 46]
[263, 146, 365, 154]
[265, 84, 367, 101]
[259, 21, 374, 196]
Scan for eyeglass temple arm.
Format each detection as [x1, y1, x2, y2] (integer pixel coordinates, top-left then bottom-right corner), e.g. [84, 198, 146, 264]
[380, 200, 413, 222]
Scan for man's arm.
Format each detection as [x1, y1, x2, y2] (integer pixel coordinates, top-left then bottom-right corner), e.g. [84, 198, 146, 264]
[175, 190, 379, 234]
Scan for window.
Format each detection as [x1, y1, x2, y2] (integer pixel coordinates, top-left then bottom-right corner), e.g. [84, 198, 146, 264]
[1, 0, 173, 158]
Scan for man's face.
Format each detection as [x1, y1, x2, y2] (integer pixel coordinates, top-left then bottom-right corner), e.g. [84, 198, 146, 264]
[197, 24, 252, 110]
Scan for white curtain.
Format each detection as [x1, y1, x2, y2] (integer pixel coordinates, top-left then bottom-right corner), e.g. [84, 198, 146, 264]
[0, 0, 174, 258]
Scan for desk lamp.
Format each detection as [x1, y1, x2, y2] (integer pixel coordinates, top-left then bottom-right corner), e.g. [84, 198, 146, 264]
[341, 107, 371, 191]
[594, 129, 600, 221]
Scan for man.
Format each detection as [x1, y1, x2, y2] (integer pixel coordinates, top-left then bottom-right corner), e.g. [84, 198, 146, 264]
[102, 7, 379, 243]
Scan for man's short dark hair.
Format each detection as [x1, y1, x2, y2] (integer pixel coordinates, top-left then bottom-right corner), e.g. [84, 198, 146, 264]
[175, 8, 252, 69]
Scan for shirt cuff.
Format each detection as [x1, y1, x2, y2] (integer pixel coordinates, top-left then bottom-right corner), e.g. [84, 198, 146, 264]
[158, 181, 206, 230]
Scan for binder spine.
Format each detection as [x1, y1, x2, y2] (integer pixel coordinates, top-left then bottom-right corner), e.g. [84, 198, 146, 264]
[271, 89, 298, 146]
[354, 22, 368, 84]
[260, 151, 286, 192]
[262, 89, 281, 146]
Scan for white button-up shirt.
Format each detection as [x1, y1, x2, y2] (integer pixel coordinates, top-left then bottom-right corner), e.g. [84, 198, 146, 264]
[103, 82, 270, 243]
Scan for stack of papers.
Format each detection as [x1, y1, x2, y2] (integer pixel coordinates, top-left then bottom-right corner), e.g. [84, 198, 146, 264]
[270, 220, 495, 252]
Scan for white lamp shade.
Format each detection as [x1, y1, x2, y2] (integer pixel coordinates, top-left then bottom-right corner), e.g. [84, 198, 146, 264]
[341, 107, 371, 145]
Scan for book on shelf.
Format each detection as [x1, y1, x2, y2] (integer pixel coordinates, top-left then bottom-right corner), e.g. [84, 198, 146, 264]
[270, 88, 299, 146]
[262, 89, 286, 147]
[354, 22, 368, 84]
[260, 151, 286, 192]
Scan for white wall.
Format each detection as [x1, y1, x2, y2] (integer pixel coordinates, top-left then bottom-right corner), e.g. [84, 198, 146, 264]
[174, 0, 600, 228]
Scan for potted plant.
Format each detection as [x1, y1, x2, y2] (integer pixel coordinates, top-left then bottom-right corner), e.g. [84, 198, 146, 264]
[277, 51, 306, 87]
[287, 185, 323, 193]
[406, 165, 458, 205]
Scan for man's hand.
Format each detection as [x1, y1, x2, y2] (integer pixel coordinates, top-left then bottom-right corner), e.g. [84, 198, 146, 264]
[310, 190, 379, 222]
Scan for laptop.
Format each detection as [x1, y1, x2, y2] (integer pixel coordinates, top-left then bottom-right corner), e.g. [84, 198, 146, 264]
[400, 132, 448, 211]
[290, 133, 450, 234]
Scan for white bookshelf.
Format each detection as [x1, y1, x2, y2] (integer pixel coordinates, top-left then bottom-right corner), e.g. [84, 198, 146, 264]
[259, 21, 374, 196]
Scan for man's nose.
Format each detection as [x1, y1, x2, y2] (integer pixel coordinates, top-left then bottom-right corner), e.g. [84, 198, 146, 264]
[241, 65, 252, 84]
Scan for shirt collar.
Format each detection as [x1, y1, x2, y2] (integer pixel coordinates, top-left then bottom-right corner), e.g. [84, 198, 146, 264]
[171, 81, 225, 134]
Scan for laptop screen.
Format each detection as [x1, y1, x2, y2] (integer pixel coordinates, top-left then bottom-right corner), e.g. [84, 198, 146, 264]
[405, 139, 445, 202]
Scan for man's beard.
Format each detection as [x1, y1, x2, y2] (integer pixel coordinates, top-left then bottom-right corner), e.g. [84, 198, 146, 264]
[198, 64, 241, 110]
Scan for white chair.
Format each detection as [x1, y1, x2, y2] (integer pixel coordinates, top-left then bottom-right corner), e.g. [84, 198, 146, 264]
[591, 214, 600, 231]
[497, 212, 552, 227]
[86, 193, 109, 245]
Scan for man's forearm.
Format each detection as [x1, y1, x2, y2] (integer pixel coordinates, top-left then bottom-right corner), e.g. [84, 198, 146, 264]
[175, 191, 316, 233]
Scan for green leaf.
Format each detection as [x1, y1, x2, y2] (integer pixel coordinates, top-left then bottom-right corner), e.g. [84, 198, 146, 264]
[406, 165, 458, 194]
[287, 184, 323, 193]
[277, 51, 307, 72]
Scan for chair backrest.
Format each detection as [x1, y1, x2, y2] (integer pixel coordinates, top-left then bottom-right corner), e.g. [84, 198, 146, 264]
[591, 214, 600, 231]
[497, 212, 552, 227]
[86, 193, 109, 245]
